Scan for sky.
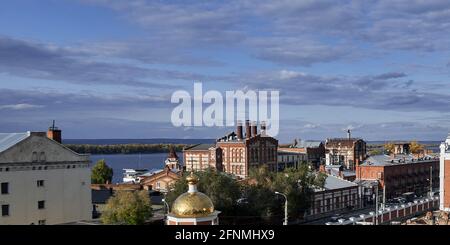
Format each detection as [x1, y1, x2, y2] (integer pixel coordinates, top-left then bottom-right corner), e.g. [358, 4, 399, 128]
[1, 0, 450, 142]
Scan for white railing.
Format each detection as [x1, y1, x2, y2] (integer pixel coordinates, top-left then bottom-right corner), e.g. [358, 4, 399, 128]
[326, 196, 439, 225]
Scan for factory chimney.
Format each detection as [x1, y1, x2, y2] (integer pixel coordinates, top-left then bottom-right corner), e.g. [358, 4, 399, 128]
[245, 120, 251, 139]
[251, 121, 258, 137]
[236, 121, 243, 140]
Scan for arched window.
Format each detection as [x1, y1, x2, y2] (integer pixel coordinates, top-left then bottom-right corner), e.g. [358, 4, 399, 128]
[39, 152, 46, 162]
[32, 152, 38, 162]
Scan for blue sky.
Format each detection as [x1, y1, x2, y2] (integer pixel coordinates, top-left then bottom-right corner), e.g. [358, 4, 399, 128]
[1, 0, 450, 142]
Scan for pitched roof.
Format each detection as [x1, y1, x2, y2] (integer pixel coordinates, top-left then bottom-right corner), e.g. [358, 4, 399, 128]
[184, 143, 214, 151]
[297, 140, 322, 148]
[0, 132, 30, 153]
[322, 175, 358, 190]
[325, 138, 363, 148]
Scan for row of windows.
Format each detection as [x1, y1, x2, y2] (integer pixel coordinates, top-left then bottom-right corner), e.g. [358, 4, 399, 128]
[1, 181, 45, 195]
[2, 204, 47, 225]
[0, 164, 87, 172]
[32, 152, 46, 162]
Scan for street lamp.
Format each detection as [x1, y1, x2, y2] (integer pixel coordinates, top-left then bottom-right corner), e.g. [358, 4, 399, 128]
[162, 198, 170, 224]
[275, 191, 288, 225]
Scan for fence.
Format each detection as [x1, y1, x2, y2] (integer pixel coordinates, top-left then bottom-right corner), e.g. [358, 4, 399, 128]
[326, 196, 439, 225]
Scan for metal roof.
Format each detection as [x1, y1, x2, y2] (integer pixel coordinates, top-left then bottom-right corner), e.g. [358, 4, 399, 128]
[184, 143, 214, 151]
[322, 175, 358, 190]
[360, 154, 439, 166]
[0, 132, 30, 153]
[297, 140, 322, 148]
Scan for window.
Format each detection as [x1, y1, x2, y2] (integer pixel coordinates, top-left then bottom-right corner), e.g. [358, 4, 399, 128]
[38, 201, 45, 210]
[2, 204, 9, 216]
[37, 180, 44, 187]
[32, 152, 38, 162]
[38, 220, 46, 225]
[39, 152, 46, 162]
[1, 182, 8, 194]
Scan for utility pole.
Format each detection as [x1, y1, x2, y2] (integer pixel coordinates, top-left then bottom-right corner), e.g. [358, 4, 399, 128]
[430, 166, 433, 197]
[375, 182, 379, 225]
[382, 184, 386, 210]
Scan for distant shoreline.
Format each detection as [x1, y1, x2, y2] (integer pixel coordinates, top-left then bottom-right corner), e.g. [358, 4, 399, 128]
[65, 143, 187, 155]
[66, 140, 441, 155]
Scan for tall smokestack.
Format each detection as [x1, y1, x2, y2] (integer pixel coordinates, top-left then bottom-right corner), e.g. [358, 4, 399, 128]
[245, 120, 251, 139]
[261, 121, 267, 136]
[237, 121, 243, 140]
[347, 129, 351, 140]
[47, 120, 62, 144]
[251, 121, 258, 137]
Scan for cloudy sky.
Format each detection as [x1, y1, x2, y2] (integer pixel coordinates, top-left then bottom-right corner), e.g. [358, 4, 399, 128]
[1, 0, 450, 142]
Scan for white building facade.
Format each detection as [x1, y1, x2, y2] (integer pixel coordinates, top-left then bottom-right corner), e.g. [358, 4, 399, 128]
[0, 132, 91, 225]
[440, 134, 450, 211]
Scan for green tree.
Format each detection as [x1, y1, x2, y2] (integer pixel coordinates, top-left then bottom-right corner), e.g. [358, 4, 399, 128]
[384, 142, 395, 154]
[165, 168, 241, 216]
[369, 149, 383, 156]
[246, 165, 326, 220]
[101, 190, 153, 225]
[91, 159, 113, 184]
[410, 140, 424, 154]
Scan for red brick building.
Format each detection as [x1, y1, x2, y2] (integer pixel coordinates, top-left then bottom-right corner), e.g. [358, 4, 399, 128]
[184, 121, 278, 179]
[356, 154, 439, 199]
[440, 134, 450, 211]
[325, 136, 367, 170]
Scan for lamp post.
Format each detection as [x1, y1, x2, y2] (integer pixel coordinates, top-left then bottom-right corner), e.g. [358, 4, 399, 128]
[429, 166, 433, 197]
[162, 198, 170, 224]
[275, 191, 288, 225]
[375, 184, 378, 225]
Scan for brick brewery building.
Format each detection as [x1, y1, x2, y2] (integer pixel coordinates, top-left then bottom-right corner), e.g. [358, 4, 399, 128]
[440, 134, 450, 212]
[325, 130, 367, 170]
[279, 139, 325, 169]
[356, 152, 439, 199]
[183, 121, 278, 179]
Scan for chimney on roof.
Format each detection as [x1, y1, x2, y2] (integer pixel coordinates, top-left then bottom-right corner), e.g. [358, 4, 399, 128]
[245, 120, 251, 139]
[347, 129, 351, 140]
[236, 121, 243, 140]
[47, 120, 62, 144]
[251, 121, 258, 137]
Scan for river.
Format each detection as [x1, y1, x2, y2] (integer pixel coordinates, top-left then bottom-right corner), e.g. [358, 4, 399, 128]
[90, 153, 184, 183]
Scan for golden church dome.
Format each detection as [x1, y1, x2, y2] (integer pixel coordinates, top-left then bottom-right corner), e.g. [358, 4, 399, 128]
[170, 173, 215, 218]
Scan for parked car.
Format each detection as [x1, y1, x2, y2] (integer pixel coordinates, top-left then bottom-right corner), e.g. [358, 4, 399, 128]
[330, 214, 344, 222]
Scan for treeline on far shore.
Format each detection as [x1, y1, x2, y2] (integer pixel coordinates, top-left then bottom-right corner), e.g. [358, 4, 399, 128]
[65, 144, 187, 155]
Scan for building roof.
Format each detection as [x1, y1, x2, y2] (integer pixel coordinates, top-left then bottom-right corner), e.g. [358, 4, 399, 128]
[325, 138, 364, 148]
[277, 149, 306, 155]
[0, 132, 30, 153]
[184, 143, 214, 151]
[297, 140, 322, 148]
[360, 154, 439, 166]
[321, 175, 358, 190]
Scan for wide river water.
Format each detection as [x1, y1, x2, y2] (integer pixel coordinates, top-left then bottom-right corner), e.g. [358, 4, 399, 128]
[90, 153, 184, 183]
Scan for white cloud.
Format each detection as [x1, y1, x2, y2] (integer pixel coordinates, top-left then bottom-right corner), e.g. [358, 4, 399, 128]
[0, 103, 44, 110]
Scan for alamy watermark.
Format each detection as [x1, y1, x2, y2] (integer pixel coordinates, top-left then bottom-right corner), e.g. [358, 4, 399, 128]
[171, 82, 280, 136]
